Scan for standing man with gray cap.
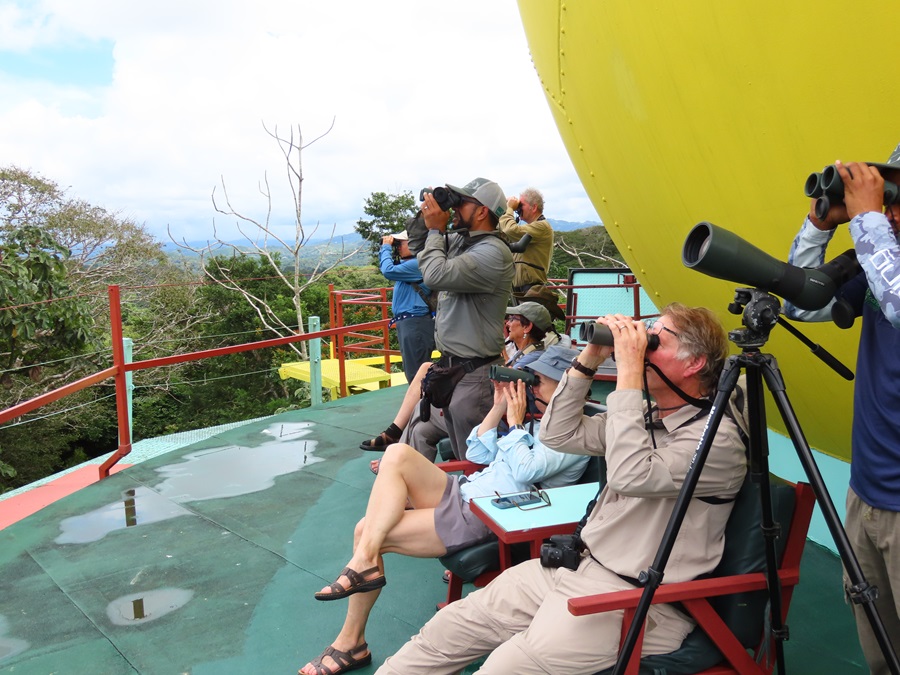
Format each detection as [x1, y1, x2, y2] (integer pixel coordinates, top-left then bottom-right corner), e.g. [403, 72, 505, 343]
[402, 178, 514, 461]
[785, 145, 900, 673]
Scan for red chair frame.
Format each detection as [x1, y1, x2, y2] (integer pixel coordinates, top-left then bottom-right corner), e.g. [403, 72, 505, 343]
[567, 481, 816, 675]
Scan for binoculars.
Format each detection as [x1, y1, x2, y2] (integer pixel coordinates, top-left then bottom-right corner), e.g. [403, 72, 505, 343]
[578, 322, 660, 350]
[805, 165, 900, 221]
[488, 364, 536, 386]
[419, 186, 461, 213]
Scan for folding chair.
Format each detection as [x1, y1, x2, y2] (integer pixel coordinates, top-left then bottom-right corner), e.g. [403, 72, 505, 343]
[568, 478, 816, 675]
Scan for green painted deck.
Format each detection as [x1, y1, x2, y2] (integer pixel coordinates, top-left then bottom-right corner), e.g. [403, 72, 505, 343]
[0, 385, 869, 674]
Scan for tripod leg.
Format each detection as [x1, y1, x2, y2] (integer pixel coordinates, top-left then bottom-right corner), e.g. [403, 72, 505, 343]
[744, 358, 788, 674]
[760, 356, 900, 675]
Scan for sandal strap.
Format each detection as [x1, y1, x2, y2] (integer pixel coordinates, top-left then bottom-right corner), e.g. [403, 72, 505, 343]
[309, 642, 369, 675]
[321, 566, 381, 597]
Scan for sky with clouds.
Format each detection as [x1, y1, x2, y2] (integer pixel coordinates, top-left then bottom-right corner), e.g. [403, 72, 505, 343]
[0, 0, 600, 245]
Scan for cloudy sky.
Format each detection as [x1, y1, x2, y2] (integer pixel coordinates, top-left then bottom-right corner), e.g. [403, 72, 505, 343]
[0, 0, 600, 245]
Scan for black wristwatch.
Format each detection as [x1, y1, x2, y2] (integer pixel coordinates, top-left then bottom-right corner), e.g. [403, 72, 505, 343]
[511, 424, 526, 431]
[569, 357, 597, 378]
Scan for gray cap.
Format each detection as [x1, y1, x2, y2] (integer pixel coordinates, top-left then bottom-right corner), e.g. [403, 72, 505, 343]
[446, 177, 507, 219]
[506, 301, 552, 331]
[392, 230, 409, 241]
[525, 345, 582, 382]
[866, 142, 900, 174]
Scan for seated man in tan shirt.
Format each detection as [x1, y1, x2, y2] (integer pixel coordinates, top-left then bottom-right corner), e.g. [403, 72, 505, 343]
[376, 303, 748, 675]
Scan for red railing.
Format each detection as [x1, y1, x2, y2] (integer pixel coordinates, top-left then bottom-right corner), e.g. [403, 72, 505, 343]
[0, 275, 652, 482]
[0, 285, 394, 478]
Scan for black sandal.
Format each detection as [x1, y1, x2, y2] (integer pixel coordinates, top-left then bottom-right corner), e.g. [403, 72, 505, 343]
[359, 423, 402, 452]
[314, 566, 386, 601]
[359, 432, 395, 452]
[302, 642, 371, 675]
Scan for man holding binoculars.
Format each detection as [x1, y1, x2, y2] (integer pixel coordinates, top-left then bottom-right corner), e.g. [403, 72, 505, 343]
[376, 304, 747, 674]
[786, 146, 900, 674]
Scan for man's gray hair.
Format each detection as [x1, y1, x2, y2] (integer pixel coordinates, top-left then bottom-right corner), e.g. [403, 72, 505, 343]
[521, 187, 544, 213]
[661, 302, 729, 395]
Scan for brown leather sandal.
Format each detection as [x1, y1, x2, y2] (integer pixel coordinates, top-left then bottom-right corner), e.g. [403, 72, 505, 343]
[314, 566, 386, 601]
[302, 642, 371, 675]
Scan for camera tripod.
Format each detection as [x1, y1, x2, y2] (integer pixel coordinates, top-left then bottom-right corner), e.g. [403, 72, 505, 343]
[612, 288, 900, 675]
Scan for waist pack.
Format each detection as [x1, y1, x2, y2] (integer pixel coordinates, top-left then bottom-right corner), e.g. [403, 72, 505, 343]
[420, 355, 496, 417]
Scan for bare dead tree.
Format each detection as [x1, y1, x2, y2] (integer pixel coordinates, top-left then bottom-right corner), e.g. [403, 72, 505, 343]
[555, 237, 627, 269]
[169, 121, 365, 359]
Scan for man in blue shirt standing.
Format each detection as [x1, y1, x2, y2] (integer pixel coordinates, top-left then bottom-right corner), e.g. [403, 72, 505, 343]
[380, 230, 435, 384]
[786, 144, 900, 673]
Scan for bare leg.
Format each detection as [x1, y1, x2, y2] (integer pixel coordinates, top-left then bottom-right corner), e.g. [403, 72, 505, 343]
[363, 362, 432, 450]
[392, 361, 432, 430]
[301, 444, 451, 674]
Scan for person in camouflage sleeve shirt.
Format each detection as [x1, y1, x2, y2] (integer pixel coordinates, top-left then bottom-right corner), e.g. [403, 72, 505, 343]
[786, 144, 900, 674]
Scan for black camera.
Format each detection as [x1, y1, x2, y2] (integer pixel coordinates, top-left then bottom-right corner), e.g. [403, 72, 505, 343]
[540, 534, 585, 571]
[419, 186, 462, 212]
[488, 364, 536, 386]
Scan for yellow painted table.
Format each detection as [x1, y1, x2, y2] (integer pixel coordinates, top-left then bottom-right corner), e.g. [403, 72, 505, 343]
[278, 359, 393, 399]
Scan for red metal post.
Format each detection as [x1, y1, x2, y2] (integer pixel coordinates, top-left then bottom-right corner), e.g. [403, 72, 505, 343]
[381, 287, 391, 376]
[335, 291, 348, 398]
[99, 285, 132, 478]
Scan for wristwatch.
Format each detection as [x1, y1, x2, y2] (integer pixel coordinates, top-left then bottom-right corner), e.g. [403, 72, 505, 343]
[569, 357, 597, 378]
[511, 424, 526, 431]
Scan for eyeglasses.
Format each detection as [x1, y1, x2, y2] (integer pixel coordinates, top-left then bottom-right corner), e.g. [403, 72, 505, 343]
[506, 315, 526, 324]
[644, 318, 680, 340]
[493, 486, 552, 511]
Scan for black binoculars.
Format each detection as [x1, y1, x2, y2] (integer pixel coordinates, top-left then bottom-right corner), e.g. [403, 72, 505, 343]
[419, 186, 462, 213]
[488, 364, 536, 386]
[578, 322, 660, 350]
[804, 165, 900, 221]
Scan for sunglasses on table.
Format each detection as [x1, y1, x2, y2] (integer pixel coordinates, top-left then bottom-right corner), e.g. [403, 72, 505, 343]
[492, 486, 552, 511]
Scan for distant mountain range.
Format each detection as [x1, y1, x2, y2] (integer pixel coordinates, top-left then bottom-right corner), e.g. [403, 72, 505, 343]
[161, 219, 601, 255]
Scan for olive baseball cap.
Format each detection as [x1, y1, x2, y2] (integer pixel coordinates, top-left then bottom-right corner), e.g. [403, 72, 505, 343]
[506, 301, 552, 331]
[446, 177, 507, 218]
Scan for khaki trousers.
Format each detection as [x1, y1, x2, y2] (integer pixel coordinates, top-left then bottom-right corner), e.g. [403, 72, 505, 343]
[844, 488, 900, 674]
[375, 557, 694, 675]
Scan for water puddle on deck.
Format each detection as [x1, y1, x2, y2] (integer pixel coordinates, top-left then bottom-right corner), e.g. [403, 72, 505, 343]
[55, 421, 323, 545]
[106, 588, 194, 626]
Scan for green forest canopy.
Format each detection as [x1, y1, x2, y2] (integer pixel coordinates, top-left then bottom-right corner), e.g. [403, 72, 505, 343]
[0, 167, 619, 492]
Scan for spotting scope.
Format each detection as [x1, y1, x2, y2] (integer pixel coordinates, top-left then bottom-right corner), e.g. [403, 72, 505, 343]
[682, 222, 860, 310]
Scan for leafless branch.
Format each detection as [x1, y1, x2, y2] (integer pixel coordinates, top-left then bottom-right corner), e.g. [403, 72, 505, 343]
[168, 121, 365, 360]
[556, 238, 627, 268]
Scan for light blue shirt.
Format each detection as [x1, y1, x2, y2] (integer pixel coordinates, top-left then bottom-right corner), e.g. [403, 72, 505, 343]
[458, 420, 589, 502]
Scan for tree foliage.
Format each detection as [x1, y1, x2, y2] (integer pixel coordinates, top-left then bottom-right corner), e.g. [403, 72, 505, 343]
[0, 225, 94, 380]
[354, 190, 417, 261]
[0, 166, 200, 491]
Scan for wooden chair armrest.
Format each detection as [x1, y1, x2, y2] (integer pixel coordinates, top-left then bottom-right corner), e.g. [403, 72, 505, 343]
[437, 459, 486, 476]
[568, 568, 801, 616]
